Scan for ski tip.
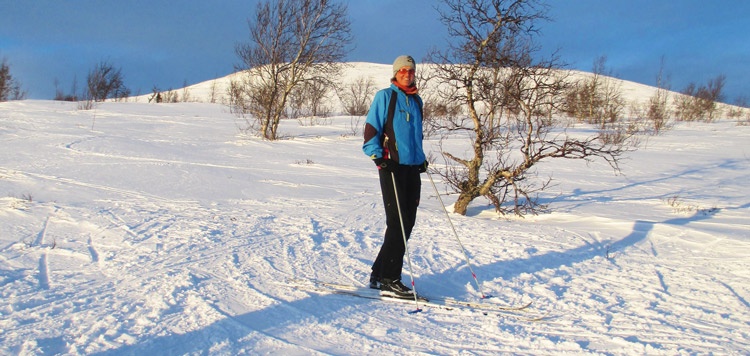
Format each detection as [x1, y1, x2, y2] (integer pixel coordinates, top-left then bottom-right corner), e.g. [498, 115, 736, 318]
[482, 294, 493, 299]
[408, 308, 423, 314]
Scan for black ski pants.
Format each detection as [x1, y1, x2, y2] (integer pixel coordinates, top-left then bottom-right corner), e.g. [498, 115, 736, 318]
[371, 165, 421, 281]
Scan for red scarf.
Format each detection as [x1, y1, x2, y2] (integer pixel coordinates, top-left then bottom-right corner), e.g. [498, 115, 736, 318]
[392, 79, 419, 95]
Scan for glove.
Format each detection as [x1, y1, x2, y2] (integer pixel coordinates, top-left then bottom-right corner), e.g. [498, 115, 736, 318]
[418, 160, 429, 173]
[373, 158, 396, 172]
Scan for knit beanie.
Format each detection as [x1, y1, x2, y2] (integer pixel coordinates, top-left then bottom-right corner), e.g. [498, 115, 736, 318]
[392, 55, 416, 77]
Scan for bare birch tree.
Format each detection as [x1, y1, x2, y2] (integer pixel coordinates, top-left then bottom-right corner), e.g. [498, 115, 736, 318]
[426, 0, 630, 216]
[0, 58, 27, 101]
[86, 60, 129, 102]
[675, 74, 726, 122]
[337, 76, 376, 116]
[233, 0, 352, 140]
[564, 56, 625, 126]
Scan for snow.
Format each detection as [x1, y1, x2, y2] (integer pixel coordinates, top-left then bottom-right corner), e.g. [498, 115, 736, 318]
[1, 63, 749, 355]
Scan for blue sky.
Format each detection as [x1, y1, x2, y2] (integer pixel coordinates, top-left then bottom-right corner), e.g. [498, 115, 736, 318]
[1, 1, 748, 103]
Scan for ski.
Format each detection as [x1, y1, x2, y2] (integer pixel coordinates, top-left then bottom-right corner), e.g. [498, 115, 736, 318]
[294, 282, 432, 313]
[294, 279, 532, 311]
[285, 279, 544, 319]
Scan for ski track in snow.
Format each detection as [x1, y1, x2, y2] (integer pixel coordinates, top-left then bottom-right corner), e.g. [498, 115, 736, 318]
[1, 88, 750, 354]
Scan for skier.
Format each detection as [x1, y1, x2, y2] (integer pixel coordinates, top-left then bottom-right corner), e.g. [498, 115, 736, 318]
[362, 55, 428, 299]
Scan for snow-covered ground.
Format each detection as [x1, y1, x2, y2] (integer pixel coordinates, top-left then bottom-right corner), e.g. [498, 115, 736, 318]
[1, 64, 749, 355]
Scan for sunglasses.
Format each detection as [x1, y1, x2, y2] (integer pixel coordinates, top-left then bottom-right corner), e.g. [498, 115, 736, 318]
[397, 68, 416, 75]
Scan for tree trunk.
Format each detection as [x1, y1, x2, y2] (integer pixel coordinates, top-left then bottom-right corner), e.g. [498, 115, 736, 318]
[453, 192, 474, 215]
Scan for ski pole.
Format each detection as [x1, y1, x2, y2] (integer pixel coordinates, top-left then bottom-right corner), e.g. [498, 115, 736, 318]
[426, 171, 488, 299]
[391, 171, 422, 313]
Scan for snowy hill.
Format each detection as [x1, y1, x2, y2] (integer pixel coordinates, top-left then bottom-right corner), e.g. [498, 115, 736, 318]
[1, 63, 749, 354]
[136, 62, 676, 109]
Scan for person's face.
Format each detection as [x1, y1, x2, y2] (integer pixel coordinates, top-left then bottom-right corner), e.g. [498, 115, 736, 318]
[395, 67, 415, 87]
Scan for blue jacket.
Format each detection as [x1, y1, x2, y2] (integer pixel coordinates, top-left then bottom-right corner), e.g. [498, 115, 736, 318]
[362, 84, 426, 166]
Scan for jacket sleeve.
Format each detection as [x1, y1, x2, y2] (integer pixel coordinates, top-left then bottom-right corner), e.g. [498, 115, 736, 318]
[362, 89, 389, 160]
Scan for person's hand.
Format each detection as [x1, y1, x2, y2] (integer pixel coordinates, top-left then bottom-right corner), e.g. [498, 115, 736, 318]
[374, 158, 396, 172]
[418, 160, 429, 173]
